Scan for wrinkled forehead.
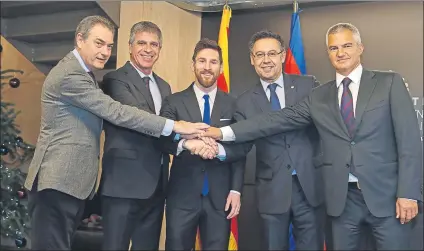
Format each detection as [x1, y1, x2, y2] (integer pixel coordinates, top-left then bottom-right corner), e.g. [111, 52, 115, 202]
[253, 38, 281, 52]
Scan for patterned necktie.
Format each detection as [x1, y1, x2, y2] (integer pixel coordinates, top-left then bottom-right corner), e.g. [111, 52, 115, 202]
[340, 77, 355, 137]
[142, 76, 155, 112]
[268, 83, 281, 111]
[202, 94, 210, 196]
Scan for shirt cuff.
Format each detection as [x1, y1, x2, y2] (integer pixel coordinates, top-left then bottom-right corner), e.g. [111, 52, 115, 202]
[176, 139, 186, 156]
[161, 119, 174, 136]
[220, 126, 236, 142]
[230, 190, 241, 195]
[174, 133, 180, 142]
[216, 143, 226, 161]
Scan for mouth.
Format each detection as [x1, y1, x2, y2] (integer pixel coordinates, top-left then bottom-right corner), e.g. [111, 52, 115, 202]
[261, 66, 274, 72]
[140, 54, 154, 60]
[201, 72, 213, 78]
[96, 57, 107, 62]
[337, 58, 349, 62]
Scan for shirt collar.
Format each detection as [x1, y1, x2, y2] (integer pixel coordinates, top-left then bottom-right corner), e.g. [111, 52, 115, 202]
[130, 61, 154, 82]
[336, 64, 363, 88]
[260, 73, 285, 93]
[72, 49, 90, 73]
[192, 83, 218, 103]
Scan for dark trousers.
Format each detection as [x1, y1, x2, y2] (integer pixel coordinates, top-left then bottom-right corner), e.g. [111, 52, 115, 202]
[101, 186, 165, 251]
[330, 183, 414, 250]
[28, 186, 85, 250]
[260, 176, 325, 250]
[165, 195, 230, 250]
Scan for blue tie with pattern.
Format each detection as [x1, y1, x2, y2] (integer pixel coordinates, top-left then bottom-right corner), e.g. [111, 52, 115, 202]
[268, 83, 281, 111]
[202, 94, 210, 196]
[340, 77, 355, 137]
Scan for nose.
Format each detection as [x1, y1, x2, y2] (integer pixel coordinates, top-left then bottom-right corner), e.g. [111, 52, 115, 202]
[101, 46, 111, 58]
[336, 48, 345, 58]
[204, 61, 212, 70]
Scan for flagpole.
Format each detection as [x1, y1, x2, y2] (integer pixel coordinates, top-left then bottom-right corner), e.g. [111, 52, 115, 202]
[293, 0, 298, 13]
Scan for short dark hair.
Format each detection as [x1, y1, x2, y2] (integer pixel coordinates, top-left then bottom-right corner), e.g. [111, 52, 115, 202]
[74, 15, 115, 46]
[192, 38, 223, 64]
[248, 30, 285, 52]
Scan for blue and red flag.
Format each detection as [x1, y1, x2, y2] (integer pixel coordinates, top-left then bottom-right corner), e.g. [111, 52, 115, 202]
[284, 5, 327, 251]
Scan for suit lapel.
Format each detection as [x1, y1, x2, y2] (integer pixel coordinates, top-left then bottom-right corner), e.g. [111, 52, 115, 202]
[252, 83, 272, 112]
[182, 85, 203, 122]
[354, 69, 377, 133]
[153, 73, 167, 102]
[124, 62, 155, 112]
[283, 73, 296, 107]
[210, 90, 224, 126]
[328, 80, 351, 138]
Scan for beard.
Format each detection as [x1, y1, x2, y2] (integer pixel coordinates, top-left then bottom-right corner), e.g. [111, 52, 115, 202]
[195, 70, 219, 88]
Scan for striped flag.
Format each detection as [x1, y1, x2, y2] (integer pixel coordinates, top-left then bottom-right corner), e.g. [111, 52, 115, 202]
[284, 3, 326, 251]
[284, 4, 304, 251]
[194, 4, 237, 250]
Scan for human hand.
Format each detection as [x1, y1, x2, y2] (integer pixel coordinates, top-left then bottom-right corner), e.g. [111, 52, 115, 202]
[173, 121, 209, 135]
[396, 198, 419, 224]
[183, 139, 217, 159]
[225, 192, 241, 219]
[201, 127, 223, 140]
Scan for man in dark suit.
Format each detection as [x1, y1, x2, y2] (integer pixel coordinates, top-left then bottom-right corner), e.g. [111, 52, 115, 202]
[160, 38, 244, 250]
[99, 21, 171, 250]
[204, 23, 422, 250]
[222, 30, 324, 250]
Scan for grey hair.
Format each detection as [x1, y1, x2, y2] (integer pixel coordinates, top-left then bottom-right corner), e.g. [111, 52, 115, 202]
[326, 23, 362, 46]
[129, 21, 163, 47]
[74, 15, 115, 46]
[248, 30, 285, 53]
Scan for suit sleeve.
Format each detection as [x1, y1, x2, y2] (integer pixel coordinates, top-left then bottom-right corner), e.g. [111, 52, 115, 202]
[102, 75, 146, 110]
[222, 99, 255, 162]
[158, 96, 180, 155]
[59, 71, 167, 138]
[390, 73, 423, 201]
[230, 93, 314, 143]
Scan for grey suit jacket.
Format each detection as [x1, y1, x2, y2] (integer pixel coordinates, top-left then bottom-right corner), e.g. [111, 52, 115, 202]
[229, 70, 422, 217]
[25, 52, 168, 200]
[224, 74, 323, 214]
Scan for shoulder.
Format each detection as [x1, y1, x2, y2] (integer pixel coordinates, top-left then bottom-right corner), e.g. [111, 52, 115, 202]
[103, 66, 126, 81]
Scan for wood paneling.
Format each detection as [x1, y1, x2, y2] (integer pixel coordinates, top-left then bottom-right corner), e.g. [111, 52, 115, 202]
[0, 36, 45, 148]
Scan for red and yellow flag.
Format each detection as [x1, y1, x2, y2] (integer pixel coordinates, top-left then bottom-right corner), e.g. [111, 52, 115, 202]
[195, 5, 238, 251]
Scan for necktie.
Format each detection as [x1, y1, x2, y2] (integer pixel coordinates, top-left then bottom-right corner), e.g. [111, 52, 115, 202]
[340, 77, 355, 137]
[268, 83, 281, 111]
[202, 94, 210, 196]
[268, 83, 296, 175]
[88, 71, 97, 87]
[142, 76, 156, 112]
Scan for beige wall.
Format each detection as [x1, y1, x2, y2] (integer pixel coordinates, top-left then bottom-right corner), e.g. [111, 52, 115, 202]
[113, 2, 202, 249]
[0, 36, 45, 147]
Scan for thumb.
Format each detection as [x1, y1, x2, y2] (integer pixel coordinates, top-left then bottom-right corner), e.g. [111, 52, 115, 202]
[225, 197, 231, 211]
[396, 201, 400, 218]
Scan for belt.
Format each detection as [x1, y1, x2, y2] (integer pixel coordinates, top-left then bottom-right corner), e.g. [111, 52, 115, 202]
[348, 182, 361, 190]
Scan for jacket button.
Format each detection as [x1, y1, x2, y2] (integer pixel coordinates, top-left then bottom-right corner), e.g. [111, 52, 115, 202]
[287, 144, 291, 148]
[346, 164, 350, 168]
[351, 141, 355, 145]
[287, 164, 291, 169]
[201, 168, 205, 172]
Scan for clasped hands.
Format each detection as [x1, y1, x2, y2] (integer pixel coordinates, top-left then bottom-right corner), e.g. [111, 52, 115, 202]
[181, 134, 220, 160]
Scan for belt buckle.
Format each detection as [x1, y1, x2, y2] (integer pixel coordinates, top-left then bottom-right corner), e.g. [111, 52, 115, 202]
[357, 182, 361, 190]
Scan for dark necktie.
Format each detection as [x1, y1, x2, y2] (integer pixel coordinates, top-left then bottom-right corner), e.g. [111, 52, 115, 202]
[88, 71, 97, 87]
[202, 94, 210, 196]
[268, 83, 281, 111]
[340, 77, 355, 137]
[142, 76, 156, 113]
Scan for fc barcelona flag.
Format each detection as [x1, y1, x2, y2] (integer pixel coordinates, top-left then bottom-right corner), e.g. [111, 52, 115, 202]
[195, 4, 237, 250]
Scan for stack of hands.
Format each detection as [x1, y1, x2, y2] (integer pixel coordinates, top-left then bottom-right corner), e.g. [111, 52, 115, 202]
[173, 121, 223, 160]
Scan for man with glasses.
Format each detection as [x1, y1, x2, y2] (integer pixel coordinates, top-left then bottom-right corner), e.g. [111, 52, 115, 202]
[221, 30, 325, 250]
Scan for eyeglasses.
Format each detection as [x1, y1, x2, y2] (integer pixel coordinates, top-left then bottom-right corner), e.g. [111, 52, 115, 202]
[252, 50, 284, 60]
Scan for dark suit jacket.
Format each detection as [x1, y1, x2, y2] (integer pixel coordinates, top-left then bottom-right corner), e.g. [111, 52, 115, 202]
[99, 61, 171, 200]
[229, 70, 422, 217]
[224, 74, 323, 214]
[160, 84, 245, 211]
